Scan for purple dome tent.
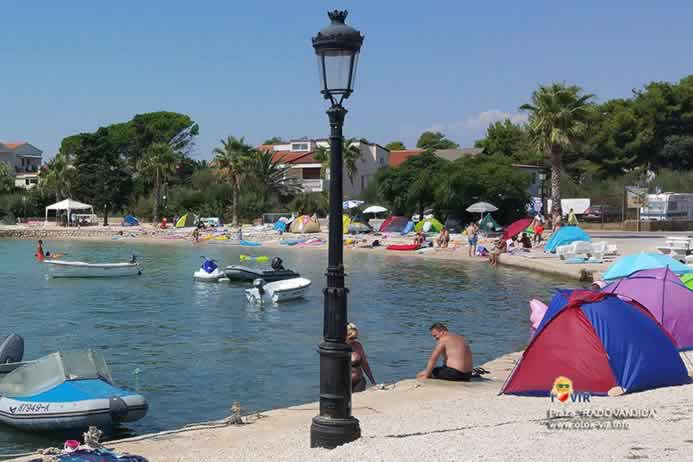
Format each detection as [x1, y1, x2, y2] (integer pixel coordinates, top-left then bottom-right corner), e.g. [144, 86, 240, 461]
[603, 268, 693, 350]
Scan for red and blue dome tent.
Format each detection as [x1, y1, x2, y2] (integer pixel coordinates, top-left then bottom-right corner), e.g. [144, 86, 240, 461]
[501, 290, 689, 396]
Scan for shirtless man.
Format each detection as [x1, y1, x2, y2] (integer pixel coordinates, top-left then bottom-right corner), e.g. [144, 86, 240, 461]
[417, 322, 474, 381]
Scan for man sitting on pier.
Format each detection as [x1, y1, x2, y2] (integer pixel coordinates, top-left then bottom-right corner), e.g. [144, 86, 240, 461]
[417, 322, 474, 381]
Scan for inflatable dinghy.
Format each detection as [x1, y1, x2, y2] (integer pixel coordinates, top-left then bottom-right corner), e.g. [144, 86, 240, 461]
[0, 335, 147, 431]
[225, 257, 299, 282]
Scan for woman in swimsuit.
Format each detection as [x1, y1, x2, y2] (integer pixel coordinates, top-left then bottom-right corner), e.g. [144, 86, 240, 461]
[347, 322, 376, 392]
[35, 240, 45, 260]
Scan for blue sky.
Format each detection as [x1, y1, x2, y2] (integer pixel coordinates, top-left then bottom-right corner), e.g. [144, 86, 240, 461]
[2, 1, 692, 160]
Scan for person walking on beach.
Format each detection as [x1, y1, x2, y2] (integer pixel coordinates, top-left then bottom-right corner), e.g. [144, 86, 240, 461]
[552, 212, 562, 231]
[466, 223, 478, 257]
[417, 322, 473, 381]
[347, 322, 376, 392]
[533, 218, 544, 244]
[567, 208, 578, 226]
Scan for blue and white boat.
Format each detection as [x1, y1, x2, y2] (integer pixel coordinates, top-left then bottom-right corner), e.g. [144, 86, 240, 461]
[0, 335, 147, 431]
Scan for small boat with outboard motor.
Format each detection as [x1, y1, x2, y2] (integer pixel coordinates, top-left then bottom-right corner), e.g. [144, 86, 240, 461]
[225, 256, 300, 282]
[193, 257, 228, 282]
[44, 256, 141, 278]
[0, 334, 147, 431]
[245, 277, 312, 304]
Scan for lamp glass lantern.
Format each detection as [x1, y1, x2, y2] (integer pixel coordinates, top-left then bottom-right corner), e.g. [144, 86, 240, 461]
[312, 10, 364, 104]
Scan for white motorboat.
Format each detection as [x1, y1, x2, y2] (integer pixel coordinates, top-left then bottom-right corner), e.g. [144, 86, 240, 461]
[193, 257, 228, 282]
[245, 277, 311, 304]
[44, 259, 141, 278]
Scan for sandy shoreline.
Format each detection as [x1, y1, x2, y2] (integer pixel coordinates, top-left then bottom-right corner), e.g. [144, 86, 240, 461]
[0, 224, 666, 282]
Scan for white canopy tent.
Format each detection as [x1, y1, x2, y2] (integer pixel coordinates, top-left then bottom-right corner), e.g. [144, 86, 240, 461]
[45, 199, 94, 227]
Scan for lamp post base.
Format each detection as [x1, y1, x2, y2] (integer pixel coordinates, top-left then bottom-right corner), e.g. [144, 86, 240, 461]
[310, 415, 361, 449]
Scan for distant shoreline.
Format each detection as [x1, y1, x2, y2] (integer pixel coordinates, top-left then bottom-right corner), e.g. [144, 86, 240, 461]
[1, 224, 662, 282]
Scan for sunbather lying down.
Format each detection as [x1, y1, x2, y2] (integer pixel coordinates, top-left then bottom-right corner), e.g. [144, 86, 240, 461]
[357, 239, 380, 248]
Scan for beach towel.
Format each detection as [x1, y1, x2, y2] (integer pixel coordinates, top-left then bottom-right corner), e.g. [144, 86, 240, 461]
[30, 448, 148, 462]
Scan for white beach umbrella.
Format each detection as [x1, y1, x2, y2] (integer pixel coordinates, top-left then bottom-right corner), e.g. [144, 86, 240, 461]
[466, 201, 498, 221]
[363, 205, 387, 214]
[466, 202, 498, 213]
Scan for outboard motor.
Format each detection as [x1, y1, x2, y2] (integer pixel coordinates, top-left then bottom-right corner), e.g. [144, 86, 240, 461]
[253, 278, 266, 296]
[0, 334, 24, 364]
[271, 257, 285, 271]
[201, 258, 218, 274]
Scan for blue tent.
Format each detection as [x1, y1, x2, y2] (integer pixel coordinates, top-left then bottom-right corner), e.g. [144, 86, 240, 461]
[544, 226, 591, 252]
[122, 215, 140, 226]
[503, 290, 688, 396]
[401, 221, 415, 235]
[602, 253, 692, 281]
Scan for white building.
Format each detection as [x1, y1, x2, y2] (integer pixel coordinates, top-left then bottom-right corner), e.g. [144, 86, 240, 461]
[265, 139, 389, 198]
[0, 142, 43, 189]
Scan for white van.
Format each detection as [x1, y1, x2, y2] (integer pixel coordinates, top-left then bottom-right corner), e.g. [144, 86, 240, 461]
[640, 193, 693, 221]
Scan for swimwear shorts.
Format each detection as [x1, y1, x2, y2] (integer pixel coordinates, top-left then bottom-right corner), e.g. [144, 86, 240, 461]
[432, 366, 472, 382]
[468, 238, 477, 245]
[352, 376, 367, 392]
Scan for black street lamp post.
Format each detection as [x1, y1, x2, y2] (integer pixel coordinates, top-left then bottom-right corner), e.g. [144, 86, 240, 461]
[310, 10, 363, 449]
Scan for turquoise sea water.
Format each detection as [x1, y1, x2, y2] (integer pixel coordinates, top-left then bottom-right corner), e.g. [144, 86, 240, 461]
[0, 239, 573, 455]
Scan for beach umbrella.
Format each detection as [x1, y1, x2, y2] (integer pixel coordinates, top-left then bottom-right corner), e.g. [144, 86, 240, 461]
[363, 205, 387, 214]
[466, 202, 498, 213]
[502, 218, 533, 240]
[466, 201, 498, 220]
[603, 268, 693, 350]
[602, 253, 692, 281]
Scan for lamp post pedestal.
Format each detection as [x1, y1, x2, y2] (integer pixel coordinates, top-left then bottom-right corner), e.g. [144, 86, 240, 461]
[310, 104, 361, 449]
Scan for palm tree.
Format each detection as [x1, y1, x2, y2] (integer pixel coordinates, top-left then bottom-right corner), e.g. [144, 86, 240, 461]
[137, 142, 178, 222]
[520, 83, 593, 216]
[39, 153, 75, 200]
[213, 136, 253, 226]
[313, 138, 363, 185]
[248, 150, 301, 207]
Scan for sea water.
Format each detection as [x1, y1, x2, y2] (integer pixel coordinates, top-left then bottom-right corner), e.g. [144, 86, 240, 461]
[0, 239, 572, 454]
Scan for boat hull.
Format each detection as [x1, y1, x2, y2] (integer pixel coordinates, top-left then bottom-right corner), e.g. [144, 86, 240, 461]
[0, 381, 147, 431]
[193, 269, 228, 282]
[245, 277, 311, 304]
[45, 261, 141, 278]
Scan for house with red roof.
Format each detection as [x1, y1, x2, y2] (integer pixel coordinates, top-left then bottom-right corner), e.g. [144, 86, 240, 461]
[0, 142, 43, 189]
[266, 138, 389, 198]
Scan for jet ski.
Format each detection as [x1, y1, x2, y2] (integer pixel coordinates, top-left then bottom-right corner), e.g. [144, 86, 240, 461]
[225, 256, 299, 282]
[193, 257, 228, 282]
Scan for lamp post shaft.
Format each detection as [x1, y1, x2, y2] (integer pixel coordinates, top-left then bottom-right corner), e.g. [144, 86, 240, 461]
[310, 103, 361, 449]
